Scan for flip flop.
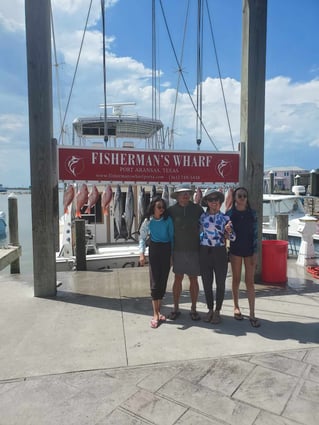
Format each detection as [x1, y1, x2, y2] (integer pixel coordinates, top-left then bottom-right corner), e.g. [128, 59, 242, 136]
[168, 311, 181, 320]
[211, 311, 221, 324]
[190, 311, 201, 321]
[203, 311, 214, 322]
[234, 312, 244, 321]
[249, 317, 261, 328]
[150, 319, 159, 328]
[159, 314, 166, 322]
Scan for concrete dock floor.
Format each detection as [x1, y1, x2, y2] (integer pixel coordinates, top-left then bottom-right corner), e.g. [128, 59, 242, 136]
[0, 259, 318, 424]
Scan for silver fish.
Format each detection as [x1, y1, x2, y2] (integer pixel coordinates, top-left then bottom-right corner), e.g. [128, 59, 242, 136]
[113, 184, 123, 240]
[162, 185, 169, 206]
[138, 186, 146, 228]
[150, 185, 157, 202]
[124, 185, 134, 240]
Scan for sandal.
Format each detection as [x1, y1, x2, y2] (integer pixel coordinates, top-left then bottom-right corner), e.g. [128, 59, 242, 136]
[211, 311, 221, 324]
[234, 311, 244, 321]
[150, 319, 159, 328]
[168, 311, 181, 320]
[190, 311, 201, 321]
[203, 311, 214, 322]
[159, 314, 166, 322]
[249, 317, 261, 328]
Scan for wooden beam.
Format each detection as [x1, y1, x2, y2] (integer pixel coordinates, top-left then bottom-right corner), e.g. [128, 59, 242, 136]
[25, 0, 57, 296]
[240, 0, 268, 279]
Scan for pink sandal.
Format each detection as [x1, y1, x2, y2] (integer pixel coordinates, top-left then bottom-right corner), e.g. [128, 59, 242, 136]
[150, 319, 159, 328]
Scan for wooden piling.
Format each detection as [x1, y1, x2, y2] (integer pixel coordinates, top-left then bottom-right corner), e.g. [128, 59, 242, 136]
[8, 194, 20, 274]
[75, 219, 87, 271]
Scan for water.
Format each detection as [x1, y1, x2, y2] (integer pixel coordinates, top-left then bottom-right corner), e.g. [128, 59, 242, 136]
[0, 191, 63, 276]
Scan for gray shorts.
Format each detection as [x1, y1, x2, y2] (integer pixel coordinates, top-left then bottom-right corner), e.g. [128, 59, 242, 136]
[172, 251, 200, 276]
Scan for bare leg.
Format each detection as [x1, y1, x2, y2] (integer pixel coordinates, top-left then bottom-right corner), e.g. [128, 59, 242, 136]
[152, 299, 160, 321]
[230, 254, 243, 314]
[172, 273, 183, 312]
[244, 254, 257, 318]
[189, 275, 199, 312]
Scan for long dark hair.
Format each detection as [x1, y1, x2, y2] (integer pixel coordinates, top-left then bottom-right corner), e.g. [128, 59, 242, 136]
[145, 196, 169, 220]
[232, 187, 252, 210]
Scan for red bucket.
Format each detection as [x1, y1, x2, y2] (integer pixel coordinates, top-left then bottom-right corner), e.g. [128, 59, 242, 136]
[262, 240, 288, 284]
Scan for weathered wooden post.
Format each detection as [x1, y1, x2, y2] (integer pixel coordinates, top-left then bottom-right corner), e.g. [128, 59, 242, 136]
[240, 0, 267, 280]
[276, 214, 288, 242]
[8, 194, 20, 274]
[269, 170, 274, 194]
[25, 0, 57, 296]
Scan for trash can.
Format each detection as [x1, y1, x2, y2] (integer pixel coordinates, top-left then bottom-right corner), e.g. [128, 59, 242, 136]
[262, 240, 288, 284]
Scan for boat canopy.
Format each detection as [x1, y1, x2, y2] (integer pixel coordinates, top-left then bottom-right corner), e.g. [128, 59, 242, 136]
[72, 115, 164, 146]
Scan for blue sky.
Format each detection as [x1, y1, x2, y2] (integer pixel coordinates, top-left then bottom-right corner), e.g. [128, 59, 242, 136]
[0, 0, 319, 187]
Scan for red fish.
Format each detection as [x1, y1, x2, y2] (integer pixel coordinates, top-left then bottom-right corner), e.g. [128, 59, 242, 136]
[193, 187, 203, 204]
[63, 184, 75, 214]
[75, 183, 89, 218]
[85, 185, 100, 214]
[225, 187, 234, 211]
[101, 184, 113, 216]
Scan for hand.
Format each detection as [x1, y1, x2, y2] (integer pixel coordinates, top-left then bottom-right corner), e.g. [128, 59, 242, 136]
[139, 254, 145, 267]
[225, 221, 232, 234]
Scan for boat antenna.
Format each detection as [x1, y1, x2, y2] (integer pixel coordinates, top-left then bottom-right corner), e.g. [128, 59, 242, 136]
[101, 0, 108, 147]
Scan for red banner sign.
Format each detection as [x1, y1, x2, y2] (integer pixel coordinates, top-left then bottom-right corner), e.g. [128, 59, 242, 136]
[58, 146, 239, 184]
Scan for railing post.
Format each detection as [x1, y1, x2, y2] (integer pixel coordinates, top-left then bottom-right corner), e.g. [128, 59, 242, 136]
[8, 193, 20, 274]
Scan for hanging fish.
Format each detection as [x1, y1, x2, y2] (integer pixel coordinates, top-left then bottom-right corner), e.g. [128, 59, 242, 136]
[113, 184, 123, 239]
[150, 185, 157, 202]
[225, 187, 234, 211]
[124, 185, 134, 240]
[85, 185, 100, 214]
[138, 186, 146, 227]
[193, 187, 203, 204]
[75, 183, 89, 218]
[162, 185, 169, 206]
[101, 184, 113, 216]
[63, 184, 75, 214]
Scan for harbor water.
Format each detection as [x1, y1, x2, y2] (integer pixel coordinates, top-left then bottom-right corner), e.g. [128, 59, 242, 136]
[0, 191, 64, 276]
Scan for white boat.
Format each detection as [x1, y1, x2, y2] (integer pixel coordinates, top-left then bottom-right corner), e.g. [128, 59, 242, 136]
[56, 111, 164, 272]
[262, 194, 319, 255]
[0, 185, 7, 193]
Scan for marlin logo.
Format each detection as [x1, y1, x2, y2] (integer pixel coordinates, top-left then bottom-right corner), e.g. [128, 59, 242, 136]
[66, 155, 84, 177]
[216, 159, 232, 178]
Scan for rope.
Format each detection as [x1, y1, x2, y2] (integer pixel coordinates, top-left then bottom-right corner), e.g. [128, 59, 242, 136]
[170, 0, 190, 149]
[101, 0, 108, 146]
[57, 0, 94, 145]
[158, 0, 218, 150]
[205, 0, 235, 151]
[50, 5, 64, 144]
[196, 0, 203, 150]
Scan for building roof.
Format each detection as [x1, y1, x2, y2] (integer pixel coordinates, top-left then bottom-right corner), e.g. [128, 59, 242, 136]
[264, 166, 309, 173]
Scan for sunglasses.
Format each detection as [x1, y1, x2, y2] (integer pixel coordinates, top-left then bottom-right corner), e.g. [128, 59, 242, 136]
[237, 194, 247, 199]
[206, 197, 219, 202]
[156, 205, 165, 209]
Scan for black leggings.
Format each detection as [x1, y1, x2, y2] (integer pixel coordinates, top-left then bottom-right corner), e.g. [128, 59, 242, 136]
[200, 245, 228, 311]
[149, 241, 171, 300]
